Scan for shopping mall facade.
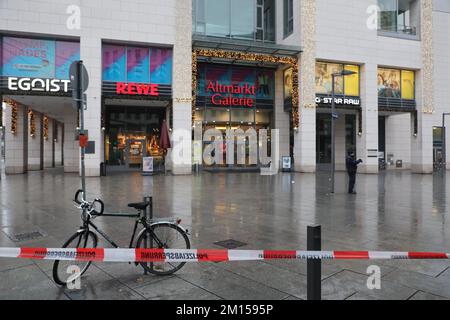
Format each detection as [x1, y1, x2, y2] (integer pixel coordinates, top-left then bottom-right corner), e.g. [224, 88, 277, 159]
[0, 0, 449, 176]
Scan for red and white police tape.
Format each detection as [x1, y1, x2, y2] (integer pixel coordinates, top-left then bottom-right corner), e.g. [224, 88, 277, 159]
[0, 248, 449, 263]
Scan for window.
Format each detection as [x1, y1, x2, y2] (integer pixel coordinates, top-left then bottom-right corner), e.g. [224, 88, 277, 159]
[102, 44, 173, 84]
[378, 0, 417, 35]
[315, 62, 360, 96]
[377, 68, 415, 100]
[284, 0, 294, 38]
[193, 0, 275, 42]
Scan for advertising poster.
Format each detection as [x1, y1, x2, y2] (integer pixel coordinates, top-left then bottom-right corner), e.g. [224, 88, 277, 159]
[102, 45, 126, 82]
[150, 48, 173, 84]
[55, 41, 80, 79]
[142, 157, 154, 173]
[256, 69, 274, 99]
[127, 47, 150, 83]
[2, 37, 55, 78]
[284, 68, 293, 100]
[315, 62, 344, 95]
[378, 68, 401, 98]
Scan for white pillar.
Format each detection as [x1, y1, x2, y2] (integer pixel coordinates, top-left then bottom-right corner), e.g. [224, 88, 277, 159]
[55, 121, 63, 166]
[63, 107, 79, 173]
[171, 0, 193, 175]
[274, 67, 290, 163]
[294, 0, 317, 173]
[27, 110, 42, 171]
[43, 116, 53, 168]
[411, 0, 434, 174]
[80, 36, 102, 177]
[356, 63, 379, 173]
[4, 102, 26, 174]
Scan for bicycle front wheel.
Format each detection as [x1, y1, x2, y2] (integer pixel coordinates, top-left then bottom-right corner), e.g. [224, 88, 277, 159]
[52, 230, 98, 286]
[136, 223, 190, 275]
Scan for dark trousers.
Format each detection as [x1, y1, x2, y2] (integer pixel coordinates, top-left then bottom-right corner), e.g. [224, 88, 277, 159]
[348, 172, 356, 193]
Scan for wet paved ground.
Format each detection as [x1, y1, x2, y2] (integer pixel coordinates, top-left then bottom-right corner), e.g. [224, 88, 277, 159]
[1, 166, 450, 300]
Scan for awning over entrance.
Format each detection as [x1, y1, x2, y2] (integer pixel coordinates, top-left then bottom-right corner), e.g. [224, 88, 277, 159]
[193, 35, 302, 67]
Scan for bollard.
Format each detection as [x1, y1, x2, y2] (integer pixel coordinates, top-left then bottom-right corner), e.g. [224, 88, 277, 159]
[143, 196, 153, 275]
[307, 225, 322, 300]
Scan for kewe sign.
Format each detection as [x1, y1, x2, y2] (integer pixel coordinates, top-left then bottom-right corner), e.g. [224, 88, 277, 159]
[116, 82, 159, 96]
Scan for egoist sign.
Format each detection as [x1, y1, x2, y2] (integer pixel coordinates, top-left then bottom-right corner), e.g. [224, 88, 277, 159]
[116, 82, 159, 96]
[8, 77, 70, 93]
[207, 81, 255, 107]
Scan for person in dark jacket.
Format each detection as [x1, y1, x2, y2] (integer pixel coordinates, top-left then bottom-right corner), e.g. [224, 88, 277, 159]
[346, 151, 363, 194]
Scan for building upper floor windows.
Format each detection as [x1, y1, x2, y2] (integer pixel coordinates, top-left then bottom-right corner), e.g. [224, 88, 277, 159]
[378, 0, 419, 36]
[283, 0, 294, 38]
[193, 0, 275, 42]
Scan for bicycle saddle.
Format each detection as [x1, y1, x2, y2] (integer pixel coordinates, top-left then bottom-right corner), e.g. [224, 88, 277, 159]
[127, 202, 150, 210]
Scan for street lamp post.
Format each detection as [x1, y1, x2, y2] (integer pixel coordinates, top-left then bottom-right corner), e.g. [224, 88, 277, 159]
[330, 70, 356, 194]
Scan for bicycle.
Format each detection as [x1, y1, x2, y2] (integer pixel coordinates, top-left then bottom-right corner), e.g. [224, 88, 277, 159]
[52, 189, 191, 286]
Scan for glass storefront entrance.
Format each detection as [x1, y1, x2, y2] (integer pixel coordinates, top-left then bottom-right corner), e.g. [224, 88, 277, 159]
[105, 106, 166, 170]
[316, 113, 356, 165]
[195, 63, 275, 169]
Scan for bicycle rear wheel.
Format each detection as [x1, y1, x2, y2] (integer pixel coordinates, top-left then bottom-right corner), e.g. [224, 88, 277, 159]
[136, 223, 190, 275]
[52, 230, 98, 286]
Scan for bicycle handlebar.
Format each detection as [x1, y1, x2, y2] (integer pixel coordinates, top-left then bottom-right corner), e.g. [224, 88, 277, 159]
[74, 189, 83, 205]
[73, 189, 104, 217]
[91, 199, 104, 216]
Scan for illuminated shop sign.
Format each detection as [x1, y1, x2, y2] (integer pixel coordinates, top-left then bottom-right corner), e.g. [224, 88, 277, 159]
[7, 77, 70, 93]
[207, 81, 255, 107]
[116, 82, 159, 96]
[315, 96, 361, 106]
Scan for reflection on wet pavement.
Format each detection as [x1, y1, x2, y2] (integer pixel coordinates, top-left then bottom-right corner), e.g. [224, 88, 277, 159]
[0, 168, 449, 300]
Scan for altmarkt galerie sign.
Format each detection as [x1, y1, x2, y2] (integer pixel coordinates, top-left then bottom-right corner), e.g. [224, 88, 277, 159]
[206, 81, 256, 108]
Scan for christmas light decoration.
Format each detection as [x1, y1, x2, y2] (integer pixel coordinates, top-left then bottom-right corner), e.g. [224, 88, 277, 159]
[192, 49, 300, 129]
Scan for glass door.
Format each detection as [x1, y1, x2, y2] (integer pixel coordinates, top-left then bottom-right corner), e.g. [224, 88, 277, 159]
[316, 114, 332, 164]
[125, 139, 147, 169]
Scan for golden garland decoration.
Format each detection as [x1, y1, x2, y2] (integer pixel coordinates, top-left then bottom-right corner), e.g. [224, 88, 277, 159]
[4, 99, 19, 135]
[28, 109, 35, 138]
[192, 49, 300, 130]
[10, 102, 18, 135]
[43, 115, 49, 140]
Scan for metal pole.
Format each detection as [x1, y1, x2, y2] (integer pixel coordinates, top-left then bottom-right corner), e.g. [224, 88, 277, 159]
[331, 75, 336, 194]
[443, 114, 447, 173]
[78, 61, 86, 201]
[307, 225, 322, 300]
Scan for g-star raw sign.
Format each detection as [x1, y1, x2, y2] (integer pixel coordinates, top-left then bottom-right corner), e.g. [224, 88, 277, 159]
[7, 77, 70, 93]
[116, 82, 159, 96]
[316, 96, 361, 106]
[207, 81, 255, 107]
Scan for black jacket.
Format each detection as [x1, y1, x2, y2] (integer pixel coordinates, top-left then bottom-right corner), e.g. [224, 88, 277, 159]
[346, 156, 362, 174]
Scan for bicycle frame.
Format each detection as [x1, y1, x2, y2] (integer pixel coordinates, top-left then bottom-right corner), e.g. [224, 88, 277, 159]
[78, 211, 166, 250]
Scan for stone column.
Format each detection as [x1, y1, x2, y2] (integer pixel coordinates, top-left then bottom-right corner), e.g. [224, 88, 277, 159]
[356, 63, 379, 173]
[27, 110, 42, 171]
[411, 0, 434, 174]
[4, 101, 27, 174]
[63, 107, 79, 173]
[294, 0, 316, 172]
[171, 0, 193, 175]
[80, 36, 102, 177]
[55, 121, 63, 166]
[274, 67, 290, 162]
[43, 116, 53, 168]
